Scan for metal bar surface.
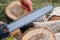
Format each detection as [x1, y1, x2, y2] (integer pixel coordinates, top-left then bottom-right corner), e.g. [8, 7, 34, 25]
[7, 5, 53, 32]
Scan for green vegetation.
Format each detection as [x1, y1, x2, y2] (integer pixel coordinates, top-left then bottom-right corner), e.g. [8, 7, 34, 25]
[0, 0, 12, 4]
[0, 6, 6, 22]
[0, 0, 13, 22]
[5, 37, 13, 40]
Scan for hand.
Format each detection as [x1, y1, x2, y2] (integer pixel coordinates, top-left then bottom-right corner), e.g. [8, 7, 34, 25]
[20, 0, 33, 12]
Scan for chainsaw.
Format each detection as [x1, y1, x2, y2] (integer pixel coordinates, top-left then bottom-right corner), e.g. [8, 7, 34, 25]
[0, 5, 53, 39]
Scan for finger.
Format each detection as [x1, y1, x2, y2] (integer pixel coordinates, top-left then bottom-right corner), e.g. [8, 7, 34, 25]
[20, 0, 33, 11]
[26, 0, 33, 11]
[22, 4, 29, 11]
[28, 3, 33, 11]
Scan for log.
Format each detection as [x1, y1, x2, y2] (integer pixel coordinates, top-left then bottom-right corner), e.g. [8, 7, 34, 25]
[48, 7, 60, 21]
[55, 33, 60, 40]
[10, 29, 21, 39]
[33, 20, 60, 33]
[5, 1, 28, 21]
[20, 27, 55, 40]
[48, 15, 60, 21]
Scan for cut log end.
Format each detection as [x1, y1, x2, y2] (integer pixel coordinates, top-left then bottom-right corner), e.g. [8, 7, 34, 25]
[20, 27, 55, 40]
[48, 15, 60, 21]
[5, 1, 28, 20]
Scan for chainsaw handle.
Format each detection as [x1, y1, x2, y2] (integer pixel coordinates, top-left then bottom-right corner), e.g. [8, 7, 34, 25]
[0, 24, 9, 39]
